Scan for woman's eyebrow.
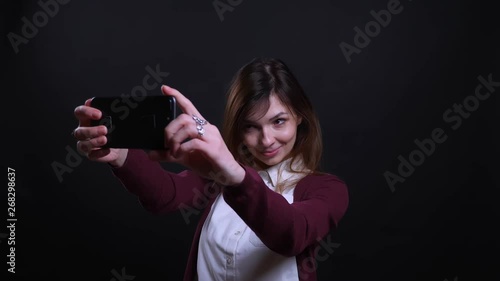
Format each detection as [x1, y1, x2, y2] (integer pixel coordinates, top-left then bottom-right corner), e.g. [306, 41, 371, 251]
[243, 112, 288, 124]
[269, 112, 288, 121]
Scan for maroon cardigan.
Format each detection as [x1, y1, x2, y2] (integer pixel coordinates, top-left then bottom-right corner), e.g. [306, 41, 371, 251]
[111, 149, 349, 281]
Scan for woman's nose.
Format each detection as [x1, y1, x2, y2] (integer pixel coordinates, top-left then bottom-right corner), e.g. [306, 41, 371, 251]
[259, 127, 275, 147]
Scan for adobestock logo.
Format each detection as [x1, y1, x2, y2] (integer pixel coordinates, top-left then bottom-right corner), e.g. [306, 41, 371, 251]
[384, 73, 499, 192]
[213, 0, 244, 22]
[283, 234, 341, 280]
[109, 267, 135, 281]
[339, 0, 408, 64]
[7, 0, 71, 54]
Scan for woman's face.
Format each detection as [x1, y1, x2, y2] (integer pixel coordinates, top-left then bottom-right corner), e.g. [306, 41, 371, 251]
[241, 94, 302, 168]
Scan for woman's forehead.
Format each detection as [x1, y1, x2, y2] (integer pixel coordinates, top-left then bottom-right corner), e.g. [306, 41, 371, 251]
[245, 95, 290, 122]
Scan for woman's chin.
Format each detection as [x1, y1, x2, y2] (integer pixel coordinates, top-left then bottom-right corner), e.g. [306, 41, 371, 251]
[257, 156, 282, 168]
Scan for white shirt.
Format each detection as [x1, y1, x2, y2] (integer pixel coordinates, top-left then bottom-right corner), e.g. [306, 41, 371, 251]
[197, 157, 308, 281]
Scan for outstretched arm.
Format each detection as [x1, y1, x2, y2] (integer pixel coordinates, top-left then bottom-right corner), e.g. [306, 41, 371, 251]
[111, 149, 213, 215]
[223, 165, 349, 256]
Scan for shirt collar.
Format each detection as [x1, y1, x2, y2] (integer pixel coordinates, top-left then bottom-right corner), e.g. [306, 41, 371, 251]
[257, 156, 308, 188]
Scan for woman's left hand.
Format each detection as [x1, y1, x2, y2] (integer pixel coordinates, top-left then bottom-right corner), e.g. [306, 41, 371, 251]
[148, 85, 246, 186]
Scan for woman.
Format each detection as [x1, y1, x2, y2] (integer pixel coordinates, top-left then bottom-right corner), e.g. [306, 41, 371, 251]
[73, 58, 349, 281]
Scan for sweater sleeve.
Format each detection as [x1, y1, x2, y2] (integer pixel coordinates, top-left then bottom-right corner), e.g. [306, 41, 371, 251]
[222, 164, 349, 257]
[110, 149, 214, 215]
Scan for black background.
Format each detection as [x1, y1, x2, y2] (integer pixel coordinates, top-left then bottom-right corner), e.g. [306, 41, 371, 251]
[2, 0, 499, 280]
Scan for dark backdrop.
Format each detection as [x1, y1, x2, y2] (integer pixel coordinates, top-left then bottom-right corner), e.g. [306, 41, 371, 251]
[2, 0, 498, 280]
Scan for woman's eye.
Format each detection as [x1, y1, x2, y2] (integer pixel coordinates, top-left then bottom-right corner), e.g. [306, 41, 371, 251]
[244, 124, 256, 130]
[275, 119, 286, 125]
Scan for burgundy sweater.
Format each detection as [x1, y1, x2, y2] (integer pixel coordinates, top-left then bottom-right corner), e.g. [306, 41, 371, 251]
[111, 149, 349, 281]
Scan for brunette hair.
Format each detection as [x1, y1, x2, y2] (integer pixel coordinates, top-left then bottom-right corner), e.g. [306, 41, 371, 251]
[221, 58, 325, 191]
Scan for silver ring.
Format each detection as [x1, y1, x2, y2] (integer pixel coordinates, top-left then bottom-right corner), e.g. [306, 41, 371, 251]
[192, 115, 208, 137]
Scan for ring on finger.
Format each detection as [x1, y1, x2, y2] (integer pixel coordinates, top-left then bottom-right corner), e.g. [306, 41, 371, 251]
[192, 115, 208, 138]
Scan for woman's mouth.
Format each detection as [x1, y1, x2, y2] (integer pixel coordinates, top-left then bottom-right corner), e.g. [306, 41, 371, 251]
[261, 147, 280, 157]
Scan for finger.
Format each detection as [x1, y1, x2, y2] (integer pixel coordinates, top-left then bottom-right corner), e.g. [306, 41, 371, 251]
[164, 113, 191, 135]
[77, 135, 107, 153]
[161, 85, 204, 120]
[76, 140, 89, 155]
[74, 126, 107, 141]
[177, 138, 207, 156]
[165, 113, 202, 147]
[87, 148, 111, 161]
[168, 126, 197, 158]
[84, 98, 92, 106]
[165, 114, 197, 149]
[74, 105, 102, 127]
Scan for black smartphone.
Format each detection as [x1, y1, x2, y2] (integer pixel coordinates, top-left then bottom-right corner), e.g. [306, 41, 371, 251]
[90, 96, 177, 149]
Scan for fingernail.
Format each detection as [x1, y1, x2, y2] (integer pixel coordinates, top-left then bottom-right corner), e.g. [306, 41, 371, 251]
[100, 126, 107, 135]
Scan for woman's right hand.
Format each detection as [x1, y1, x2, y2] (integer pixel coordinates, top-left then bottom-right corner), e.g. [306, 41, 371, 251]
[73, 99, 128, 168]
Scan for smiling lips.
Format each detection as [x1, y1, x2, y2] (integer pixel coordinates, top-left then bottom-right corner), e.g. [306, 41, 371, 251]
[261, 147, 280, 157]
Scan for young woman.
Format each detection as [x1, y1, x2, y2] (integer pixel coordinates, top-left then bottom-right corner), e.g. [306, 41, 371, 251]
[73, 58, 349, 281]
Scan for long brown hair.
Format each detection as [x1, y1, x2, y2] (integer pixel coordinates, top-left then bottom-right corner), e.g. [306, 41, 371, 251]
[222, 58, 325, 191]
